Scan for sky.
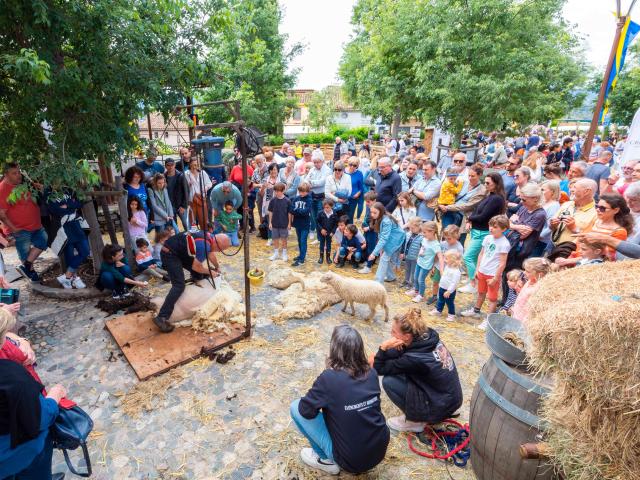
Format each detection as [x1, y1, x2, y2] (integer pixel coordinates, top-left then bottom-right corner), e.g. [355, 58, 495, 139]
[279, 0, 640, 90]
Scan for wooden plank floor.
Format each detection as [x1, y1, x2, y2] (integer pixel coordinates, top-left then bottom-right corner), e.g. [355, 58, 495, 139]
[105, 312, 245, 380]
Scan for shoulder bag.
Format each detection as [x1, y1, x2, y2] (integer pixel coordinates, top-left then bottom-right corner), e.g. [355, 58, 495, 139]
[52, 405, 94, 477]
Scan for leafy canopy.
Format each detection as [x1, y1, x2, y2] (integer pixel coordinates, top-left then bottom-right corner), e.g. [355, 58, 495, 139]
[340, 0, 587, 141]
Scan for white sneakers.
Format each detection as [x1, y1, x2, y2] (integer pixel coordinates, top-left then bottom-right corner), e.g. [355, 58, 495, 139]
[72, 276, 86, 289]
[57, 274, 73, 289]
[429, 308, 441, 316]
[461, 308, 481, 318]
[404, 289, 417, 297]
[300, 448, 340, 475]
[387, 415, 426, 433]
[266, 239, 273, 246]
[281, 250, 288, 262]
[412, 295, 423, 303]
[459, 282, 477, 294]
[269, 250, 280, 261]
[477, 319, 488, 330]
[358, 266, 371, 274]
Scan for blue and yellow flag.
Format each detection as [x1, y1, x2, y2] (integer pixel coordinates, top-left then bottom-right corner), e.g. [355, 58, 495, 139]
[600, 17, 640, 124]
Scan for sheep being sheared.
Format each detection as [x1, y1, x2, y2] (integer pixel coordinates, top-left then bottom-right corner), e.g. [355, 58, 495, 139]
[320, 271, 389, 322]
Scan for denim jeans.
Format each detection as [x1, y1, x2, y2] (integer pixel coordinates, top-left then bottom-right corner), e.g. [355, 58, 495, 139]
[64, 237, 90, 272]
[318, 233, 331, 256]
[347, 198, 359, 223]
[310, 196, 323, 232]
[99, 264, 133, 295]
[413, 265, 430, 296]
[14, 228, 48, 262]
[290, 399, 334, 461]
[355, 195, 365, 220]
[436, 287, 457, 315]
[441, 211, 463, 231]
[225, 231, 240, 246]
[404, 259, 417, 284]
[295, 227, 309, 261]
[382, 375, 407, 413]
[339, 246, 362, 262]
[375, 249, 400, 284]
[154, 220, 179, 234]
[158, 252, 188, 319]
[463, 229, 489, 280]
[176, 209, 190, 232]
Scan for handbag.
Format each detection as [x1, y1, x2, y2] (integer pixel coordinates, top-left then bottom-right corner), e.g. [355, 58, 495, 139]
[52, 405, 94, 477]
[0, 288, 19, 304]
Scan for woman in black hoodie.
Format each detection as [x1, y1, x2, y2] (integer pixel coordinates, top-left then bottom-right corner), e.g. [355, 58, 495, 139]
[291, 325, 389, 476]
[373, 308, 463, 432]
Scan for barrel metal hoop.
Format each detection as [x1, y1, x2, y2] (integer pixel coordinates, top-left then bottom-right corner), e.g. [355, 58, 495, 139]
[493, 356, 550, 396]
[478, 374, 546, 429]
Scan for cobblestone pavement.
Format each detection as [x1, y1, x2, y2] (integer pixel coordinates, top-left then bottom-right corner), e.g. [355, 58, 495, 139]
[11, 237, 488, 479]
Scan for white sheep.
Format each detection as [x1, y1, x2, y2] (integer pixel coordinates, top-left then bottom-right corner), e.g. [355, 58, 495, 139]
[320, 271, 389, 322]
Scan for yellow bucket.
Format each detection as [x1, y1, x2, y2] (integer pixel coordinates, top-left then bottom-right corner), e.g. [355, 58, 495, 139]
[247, 268, 265, 287]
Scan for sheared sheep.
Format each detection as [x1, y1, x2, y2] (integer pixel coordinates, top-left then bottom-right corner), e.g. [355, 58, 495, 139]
[320, 271, 389, 322]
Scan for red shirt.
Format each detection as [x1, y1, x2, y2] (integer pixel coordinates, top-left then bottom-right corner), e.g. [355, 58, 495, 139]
[0, 180, 41, 233]
[229, 164, 254, 185]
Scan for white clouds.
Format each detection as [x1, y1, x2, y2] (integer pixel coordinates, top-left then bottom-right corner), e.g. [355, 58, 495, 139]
[280, 0, 639, 90]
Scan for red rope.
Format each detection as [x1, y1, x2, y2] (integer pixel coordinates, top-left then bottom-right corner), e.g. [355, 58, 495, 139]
[406, 419, 471, 460]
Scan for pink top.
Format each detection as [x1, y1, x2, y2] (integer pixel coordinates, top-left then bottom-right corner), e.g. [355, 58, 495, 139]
[128, 210, 148, 239]
[511, 281, 539, 324]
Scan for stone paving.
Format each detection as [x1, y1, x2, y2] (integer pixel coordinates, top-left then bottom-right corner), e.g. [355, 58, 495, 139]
[10, 237, 489, 479]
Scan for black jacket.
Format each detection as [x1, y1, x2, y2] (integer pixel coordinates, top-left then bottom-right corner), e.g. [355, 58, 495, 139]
[166, 171, 189, 211]
[316, 210, 339, 235]
[373, 329, 463, 423]
[468, 193, 506, 231]
[375, 170, 402, 212]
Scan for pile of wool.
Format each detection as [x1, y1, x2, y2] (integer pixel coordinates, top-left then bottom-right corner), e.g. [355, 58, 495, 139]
[526, 261, 640, 480]
[268, 267, 341, 322]
[189, 285, 245, 335]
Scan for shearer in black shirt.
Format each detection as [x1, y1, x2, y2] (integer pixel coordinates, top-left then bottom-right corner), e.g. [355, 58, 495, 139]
[290, 325, 390, 476]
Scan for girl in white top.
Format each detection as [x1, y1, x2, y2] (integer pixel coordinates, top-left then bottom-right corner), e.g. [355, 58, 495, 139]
[430, 250, 462, 322]
[393, 192, 417, 231]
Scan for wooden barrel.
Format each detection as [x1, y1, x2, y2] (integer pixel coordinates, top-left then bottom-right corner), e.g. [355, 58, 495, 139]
[470, 354, 555, 480]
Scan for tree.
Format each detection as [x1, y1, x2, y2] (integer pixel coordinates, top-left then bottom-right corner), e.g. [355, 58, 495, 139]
[200, 0, 302, 135]
[340, 0, 587, 143]
[606, 45, 640, 126]
[306, 87, 338, 132]
[0, 0, 228, 192]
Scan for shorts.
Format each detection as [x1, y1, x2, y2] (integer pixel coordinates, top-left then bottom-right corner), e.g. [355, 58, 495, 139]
[431, 267, 441, 283]
[476, 271, 500, 302]
[14, 227, 48, 262]
[271, 227, 289, 240]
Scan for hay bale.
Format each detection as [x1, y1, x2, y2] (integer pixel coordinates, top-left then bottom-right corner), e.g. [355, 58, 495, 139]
[270, 269, 341, 322]
[527, 261, 640, 480]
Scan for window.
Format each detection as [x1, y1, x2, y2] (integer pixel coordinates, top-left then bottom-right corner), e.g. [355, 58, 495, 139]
[164, 131, 169, 138]
[292, 108, 302, 121]
[153, 132, 159, 139]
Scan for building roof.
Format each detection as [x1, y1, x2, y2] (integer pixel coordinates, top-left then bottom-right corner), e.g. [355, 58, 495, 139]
[137, 112, 190, 132]
[288, 86, 356, 111]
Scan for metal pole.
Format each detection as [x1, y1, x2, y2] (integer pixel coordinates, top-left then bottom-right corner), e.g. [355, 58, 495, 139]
[582, 16, 626, 160]
[239, 129, 252, 337]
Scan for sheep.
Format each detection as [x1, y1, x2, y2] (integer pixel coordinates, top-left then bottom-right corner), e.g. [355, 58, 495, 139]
[320, 271, 389, 322]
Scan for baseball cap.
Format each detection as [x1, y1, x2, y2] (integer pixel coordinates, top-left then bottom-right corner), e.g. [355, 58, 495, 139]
[494, 155, 508, 165]
[303, 147, 312, 155]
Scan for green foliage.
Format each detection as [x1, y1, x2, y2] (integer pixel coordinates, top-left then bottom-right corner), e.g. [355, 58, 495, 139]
[340, 0, 587, 143]
[295, 126, 370, 145]
[607, 45, 640, 126]
[0, 0, 229, 193]
[306, 87, 338, 132]
[265, 135, 285, 146]
[200, 0, 301, 135]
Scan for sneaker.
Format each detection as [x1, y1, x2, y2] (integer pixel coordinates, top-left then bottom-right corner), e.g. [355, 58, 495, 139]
[425, 295, 437, 305]
[309, 232, 316, 241]
[292, 260, 304, 267]
[311, 239, 319, 245]
[153, 316, 175, 333]
[387, 415, 426, 433]
[111, 293, 122, 300]
[281, 251, 289, 262]
[358, 266, 371, 274]
[269, 251, 280, 261]
[71, 276, 86, 289]
[477, 319, 488, 330]
[300, 448, 340, 476]
[17, 264, 39, 282]
[56, 274, 73, 289]
[429, 308, 442, 316]
[266, 239, 273, 246]
[459, 282, 477, 294]
[405, 289, 417, 297]
[412, 294, 423, 303]
[292, 256, 300, 262]
[461, 308, 481, 318]
[446, 314, 456, 322]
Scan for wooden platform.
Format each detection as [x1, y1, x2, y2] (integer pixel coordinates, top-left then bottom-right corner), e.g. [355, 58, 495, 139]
[105, 312, 246, 380]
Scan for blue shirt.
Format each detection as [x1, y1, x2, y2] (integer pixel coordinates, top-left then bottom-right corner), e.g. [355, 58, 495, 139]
[347, 169, 364, 200]
[124, 183, 149, 215]
[136, 160, 165, 180]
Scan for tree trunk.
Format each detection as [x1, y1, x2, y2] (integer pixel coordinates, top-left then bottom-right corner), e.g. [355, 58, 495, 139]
[81, 201, 104, 273]
[391, 107, 401, 138]
[115, 176, 135, 268]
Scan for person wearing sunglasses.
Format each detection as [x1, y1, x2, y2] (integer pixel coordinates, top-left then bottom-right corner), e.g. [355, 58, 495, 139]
[324, 161, 352, 214]
[555, 193, 634, 267]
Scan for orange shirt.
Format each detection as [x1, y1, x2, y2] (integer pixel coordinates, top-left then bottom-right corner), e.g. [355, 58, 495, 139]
[572, 221, 628, 261]
[0, 180, 41, 234]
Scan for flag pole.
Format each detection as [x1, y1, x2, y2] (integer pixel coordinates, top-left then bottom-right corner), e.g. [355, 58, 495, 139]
[582, 15, 627, 160]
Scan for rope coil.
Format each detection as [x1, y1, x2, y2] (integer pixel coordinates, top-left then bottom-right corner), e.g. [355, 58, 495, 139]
[407, 419, 471, 468]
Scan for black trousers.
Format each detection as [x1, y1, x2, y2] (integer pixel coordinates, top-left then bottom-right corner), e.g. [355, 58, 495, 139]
[158, 252, 187, 320]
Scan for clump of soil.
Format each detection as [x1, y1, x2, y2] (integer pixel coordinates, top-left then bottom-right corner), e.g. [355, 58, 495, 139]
[95, 291, 156, 316]
[40, 261, 97, 289]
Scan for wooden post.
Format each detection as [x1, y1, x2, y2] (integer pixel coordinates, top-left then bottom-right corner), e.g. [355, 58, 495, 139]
[582, 16, 627, 160]
[115, 176, 135, 267]
[146, 113, 153, 141]
[81, 201, 104, 273]
[100, 197, 118, 244]
[186, 96, 194, 142]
